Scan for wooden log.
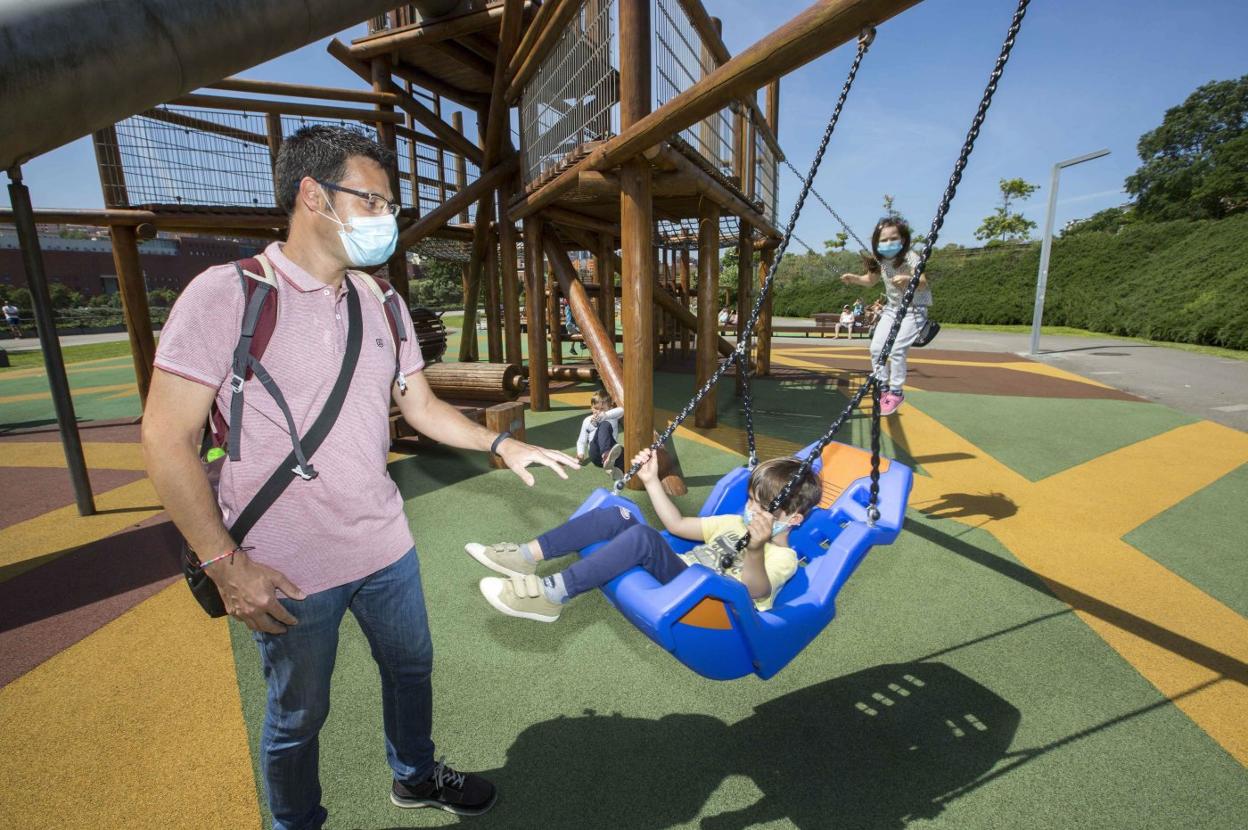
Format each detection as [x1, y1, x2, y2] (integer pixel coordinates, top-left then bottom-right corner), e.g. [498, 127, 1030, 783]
[544, 205, 619, 236]
[373, 55, 411, 301]
[499, 178, 524, 364]
[209, 77, 399, 106]
[523, 218, 550, 411]
[542, 234, 625, 406]
[506, 0, 562, 89]
[598, 232, 615, 336]
[695, 198, 720, 428]
[139, 107, 268, 146]
[756, 246, 775, 376]
[506, 0, 583, 102]
[390, 61, 490, 110]
[168, 93, 405, 124]
[423, 362, 525, 402]
[265, 114, 284, 203]
[486, 400, 527, 469]
[680, 247, 692, 357]
[108, 225, 155, 407]
[397, 155, 518, 247]
[425, 40, 495, 86]
[654, 283, 732, 358]
[547, 263, 562, 363]
[328, 38, 484, 165]
[549, 364, 599, 382]
[484, 231, 503, 362]
[510, 0, 918, 219]
[735, 221, 753, 396]
[351, 3, 510, 58]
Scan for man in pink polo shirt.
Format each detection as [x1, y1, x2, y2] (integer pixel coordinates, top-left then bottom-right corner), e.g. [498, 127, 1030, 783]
[142, 126, 577, 829]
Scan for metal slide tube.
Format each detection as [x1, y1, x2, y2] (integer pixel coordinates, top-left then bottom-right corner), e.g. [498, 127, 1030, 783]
[0, 0, 460, 169]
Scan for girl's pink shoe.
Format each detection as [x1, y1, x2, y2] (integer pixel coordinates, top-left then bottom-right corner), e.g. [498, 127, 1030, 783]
[879, 390, 904, 415]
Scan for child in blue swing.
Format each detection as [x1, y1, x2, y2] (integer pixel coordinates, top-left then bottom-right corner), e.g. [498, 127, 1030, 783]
[466, 449, 822, 622]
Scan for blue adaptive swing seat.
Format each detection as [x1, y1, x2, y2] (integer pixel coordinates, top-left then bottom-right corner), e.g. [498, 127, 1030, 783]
[571, 439, 913, 680]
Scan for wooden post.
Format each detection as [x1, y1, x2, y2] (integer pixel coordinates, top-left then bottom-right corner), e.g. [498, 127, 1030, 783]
[485, 401, 526, 469]
[373, 56, 410, 300]
[680, 247, 691, 358]
[523, 217, 549, 411]
[735, 222, 753, 396]
[92, 127, 156, 409]
[755, 245, 774, 376]
[499, 178, 523, 364]
[452, 111, 468, 223]
[547, 264, 562, 362]
[543, 234, 626, 404]
[265, 113, 284, 203]
[404, 80, 423, 218]
[484, 228, 503, 362]
[695, 199, 720, 428]
[461, 112, 491, 362]
[597, 233, 615, 340]
[619, 0, 653, 489]
[108, 224, 156, 406]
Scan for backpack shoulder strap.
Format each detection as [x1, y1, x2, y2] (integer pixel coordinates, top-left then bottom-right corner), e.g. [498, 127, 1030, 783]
[218, 256, 279, 460]
[354, 271, 410, 393]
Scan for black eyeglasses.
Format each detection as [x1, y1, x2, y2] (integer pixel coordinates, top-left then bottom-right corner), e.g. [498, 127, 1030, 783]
[316, 180, 399, 217]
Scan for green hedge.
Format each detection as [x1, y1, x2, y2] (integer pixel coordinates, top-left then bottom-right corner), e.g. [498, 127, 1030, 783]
[771, 213, 1248, 350]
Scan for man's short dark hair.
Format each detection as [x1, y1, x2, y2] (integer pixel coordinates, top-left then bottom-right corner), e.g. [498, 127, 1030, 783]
[274, 125, 395, 215]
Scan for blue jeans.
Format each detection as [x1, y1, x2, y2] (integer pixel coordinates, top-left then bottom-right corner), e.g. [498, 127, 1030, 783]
[252, 548, 434, 830]
[536, 506, 688, 599]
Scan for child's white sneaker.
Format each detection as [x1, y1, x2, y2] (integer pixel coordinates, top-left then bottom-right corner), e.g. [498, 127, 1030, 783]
[479, 576, 562, 622]
[464, 542, 536, 577]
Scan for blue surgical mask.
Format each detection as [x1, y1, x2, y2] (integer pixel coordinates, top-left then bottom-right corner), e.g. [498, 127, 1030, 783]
[319, 191, 399, 267]
[742, 508, 791, 539]
[877, 240, 904, 258]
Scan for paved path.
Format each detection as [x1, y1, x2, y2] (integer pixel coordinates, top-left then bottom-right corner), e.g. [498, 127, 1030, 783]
[769, 320, 1248, 432]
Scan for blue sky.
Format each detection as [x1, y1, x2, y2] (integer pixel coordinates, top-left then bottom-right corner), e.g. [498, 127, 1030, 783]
[5, 0, 1246, 249]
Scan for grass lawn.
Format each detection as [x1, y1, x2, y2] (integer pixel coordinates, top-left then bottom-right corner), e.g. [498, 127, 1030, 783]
[1, 339, 141, 372]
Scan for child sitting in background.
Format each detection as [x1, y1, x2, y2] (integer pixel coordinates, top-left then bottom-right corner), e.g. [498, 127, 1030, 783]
[576, 389, 624, 481]
[464, 450, 822, 622]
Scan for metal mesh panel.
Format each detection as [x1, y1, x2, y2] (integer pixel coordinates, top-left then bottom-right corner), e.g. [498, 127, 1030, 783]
[520, 0, 619, 182]
[655, 214, 739, 248]
[108, 105, 478, 221]
[654, 0, 733, 176]
[754, 131, 779, 225]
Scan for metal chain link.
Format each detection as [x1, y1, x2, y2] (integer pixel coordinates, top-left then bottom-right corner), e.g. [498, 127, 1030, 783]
[782, 156, 881, 272]
[613, 30, 875, 494]
[751, 0, 1031, 540]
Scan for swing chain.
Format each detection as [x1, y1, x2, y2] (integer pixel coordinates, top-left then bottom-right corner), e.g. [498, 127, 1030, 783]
[864, 0, 1031, 515]
[613, 32, 875, 497]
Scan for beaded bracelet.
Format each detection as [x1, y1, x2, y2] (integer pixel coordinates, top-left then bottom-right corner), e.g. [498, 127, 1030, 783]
[197, 544, 254, 571]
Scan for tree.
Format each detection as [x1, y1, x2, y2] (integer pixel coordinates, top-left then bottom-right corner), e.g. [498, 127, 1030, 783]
[823, 231, 849, 253]
[1061, 205, 1137, 237]
[882, 194, 898, 218]
[1125, 75, 1248, 220]
[975, 177, 1039, 243]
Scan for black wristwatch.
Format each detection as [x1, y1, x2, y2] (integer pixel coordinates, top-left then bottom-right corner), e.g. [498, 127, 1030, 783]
[490, 431, 513, 457]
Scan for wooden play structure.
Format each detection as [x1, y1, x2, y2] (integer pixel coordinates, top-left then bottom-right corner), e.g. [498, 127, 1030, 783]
[1, 0, 922, 512]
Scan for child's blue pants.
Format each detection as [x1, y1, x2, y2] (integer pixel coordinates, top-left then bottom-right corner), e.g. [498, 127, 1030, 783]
[535, 506, 689, 599]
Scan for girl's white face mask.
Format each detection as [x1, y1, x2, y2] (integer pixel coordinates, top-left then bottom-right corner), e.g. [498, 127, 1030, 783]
[318, 188, 399, 267]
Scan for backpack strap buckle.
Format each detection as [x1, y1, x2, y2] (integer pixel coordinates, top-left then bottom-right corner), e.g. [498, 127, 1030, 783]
[229, 373, 246, 393]
[291, 464, 318, 481]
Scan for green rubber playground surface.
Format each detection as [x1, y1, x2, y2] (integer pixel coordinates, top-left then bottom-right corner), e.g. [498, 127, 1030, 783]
[1, 332, 1246, 830]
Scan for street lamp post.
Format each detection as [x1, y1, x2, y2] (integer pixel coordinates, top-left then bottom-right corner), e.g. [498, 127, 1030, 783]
[1029, 148, 1111, 356]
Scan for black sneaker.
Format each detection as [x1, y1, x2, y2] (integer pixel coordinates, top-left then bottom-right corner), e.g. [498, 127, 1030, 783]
[391, 759, 498, 816]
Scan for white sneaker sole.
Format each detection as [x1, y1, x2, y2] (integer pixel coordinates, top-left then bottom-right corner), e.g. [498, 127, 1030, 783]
[464, 542, 533, 578]
[478, 577, 560, 623]
[390, 789, 499, 816]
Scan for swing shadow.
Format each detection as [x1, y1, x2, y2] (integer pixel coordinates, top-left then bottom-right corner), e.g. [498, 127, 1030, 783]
[461, 662, 1020, 830]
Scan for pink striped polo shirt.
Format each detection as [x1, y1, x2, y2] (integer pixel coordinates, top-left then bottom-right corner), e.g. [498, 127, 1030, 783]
[155, 242, 425, 595]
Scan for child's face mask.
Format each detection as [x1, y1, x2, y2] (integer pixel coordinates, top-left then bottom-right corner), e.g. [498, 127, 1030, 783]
[742, 505, 792, 539]
[877, 240, 904, 258]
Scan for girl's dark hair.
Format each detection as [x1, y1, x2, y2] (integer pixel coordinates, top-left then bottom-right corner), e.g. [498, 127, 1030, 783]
[749, 458, 822, 517]
[871, 217, 912, 263]
[274, 125, 395, 215]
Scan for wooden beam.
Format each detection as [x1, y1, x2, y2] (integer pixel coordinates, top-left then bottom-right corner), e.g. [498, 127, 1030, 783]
[168, 93, 404, 124]
[680, 247, 692, 357]
[424, 40, 494, 86]
[695, 198, 720, 428]
[755, 246, 775, 375]
[597, 232, 615, 335]
[140, 107, 268, 146]
[544, 233, 625, 406]
[575, 169, 701, 199]
[544, 205, 619, 236]
[504, 0, 566, 99]
[373, 55, 410, 300]
[484, 230, 503, 362]
[350, 2, 510, 58]
[523, 217, 550, 411]
[265, 113, 283, 203]
[512, 0, 916, 218]
[735, 220, 753, 396]
[499, 179, 524, 364]
[108, 225, 155, 407]
[505, 0, 584, 102]
[649, 144, 780, 239]
[390, 61, 490, 109]
[397, 155, 518, 247]
[327, 38, 484, 165]
[208, 77, 400, 106]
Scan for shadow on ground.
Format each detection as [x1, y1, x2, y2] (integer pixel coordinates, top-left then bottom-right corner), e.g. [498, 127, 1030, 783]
[461, 662, 1019, 830]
